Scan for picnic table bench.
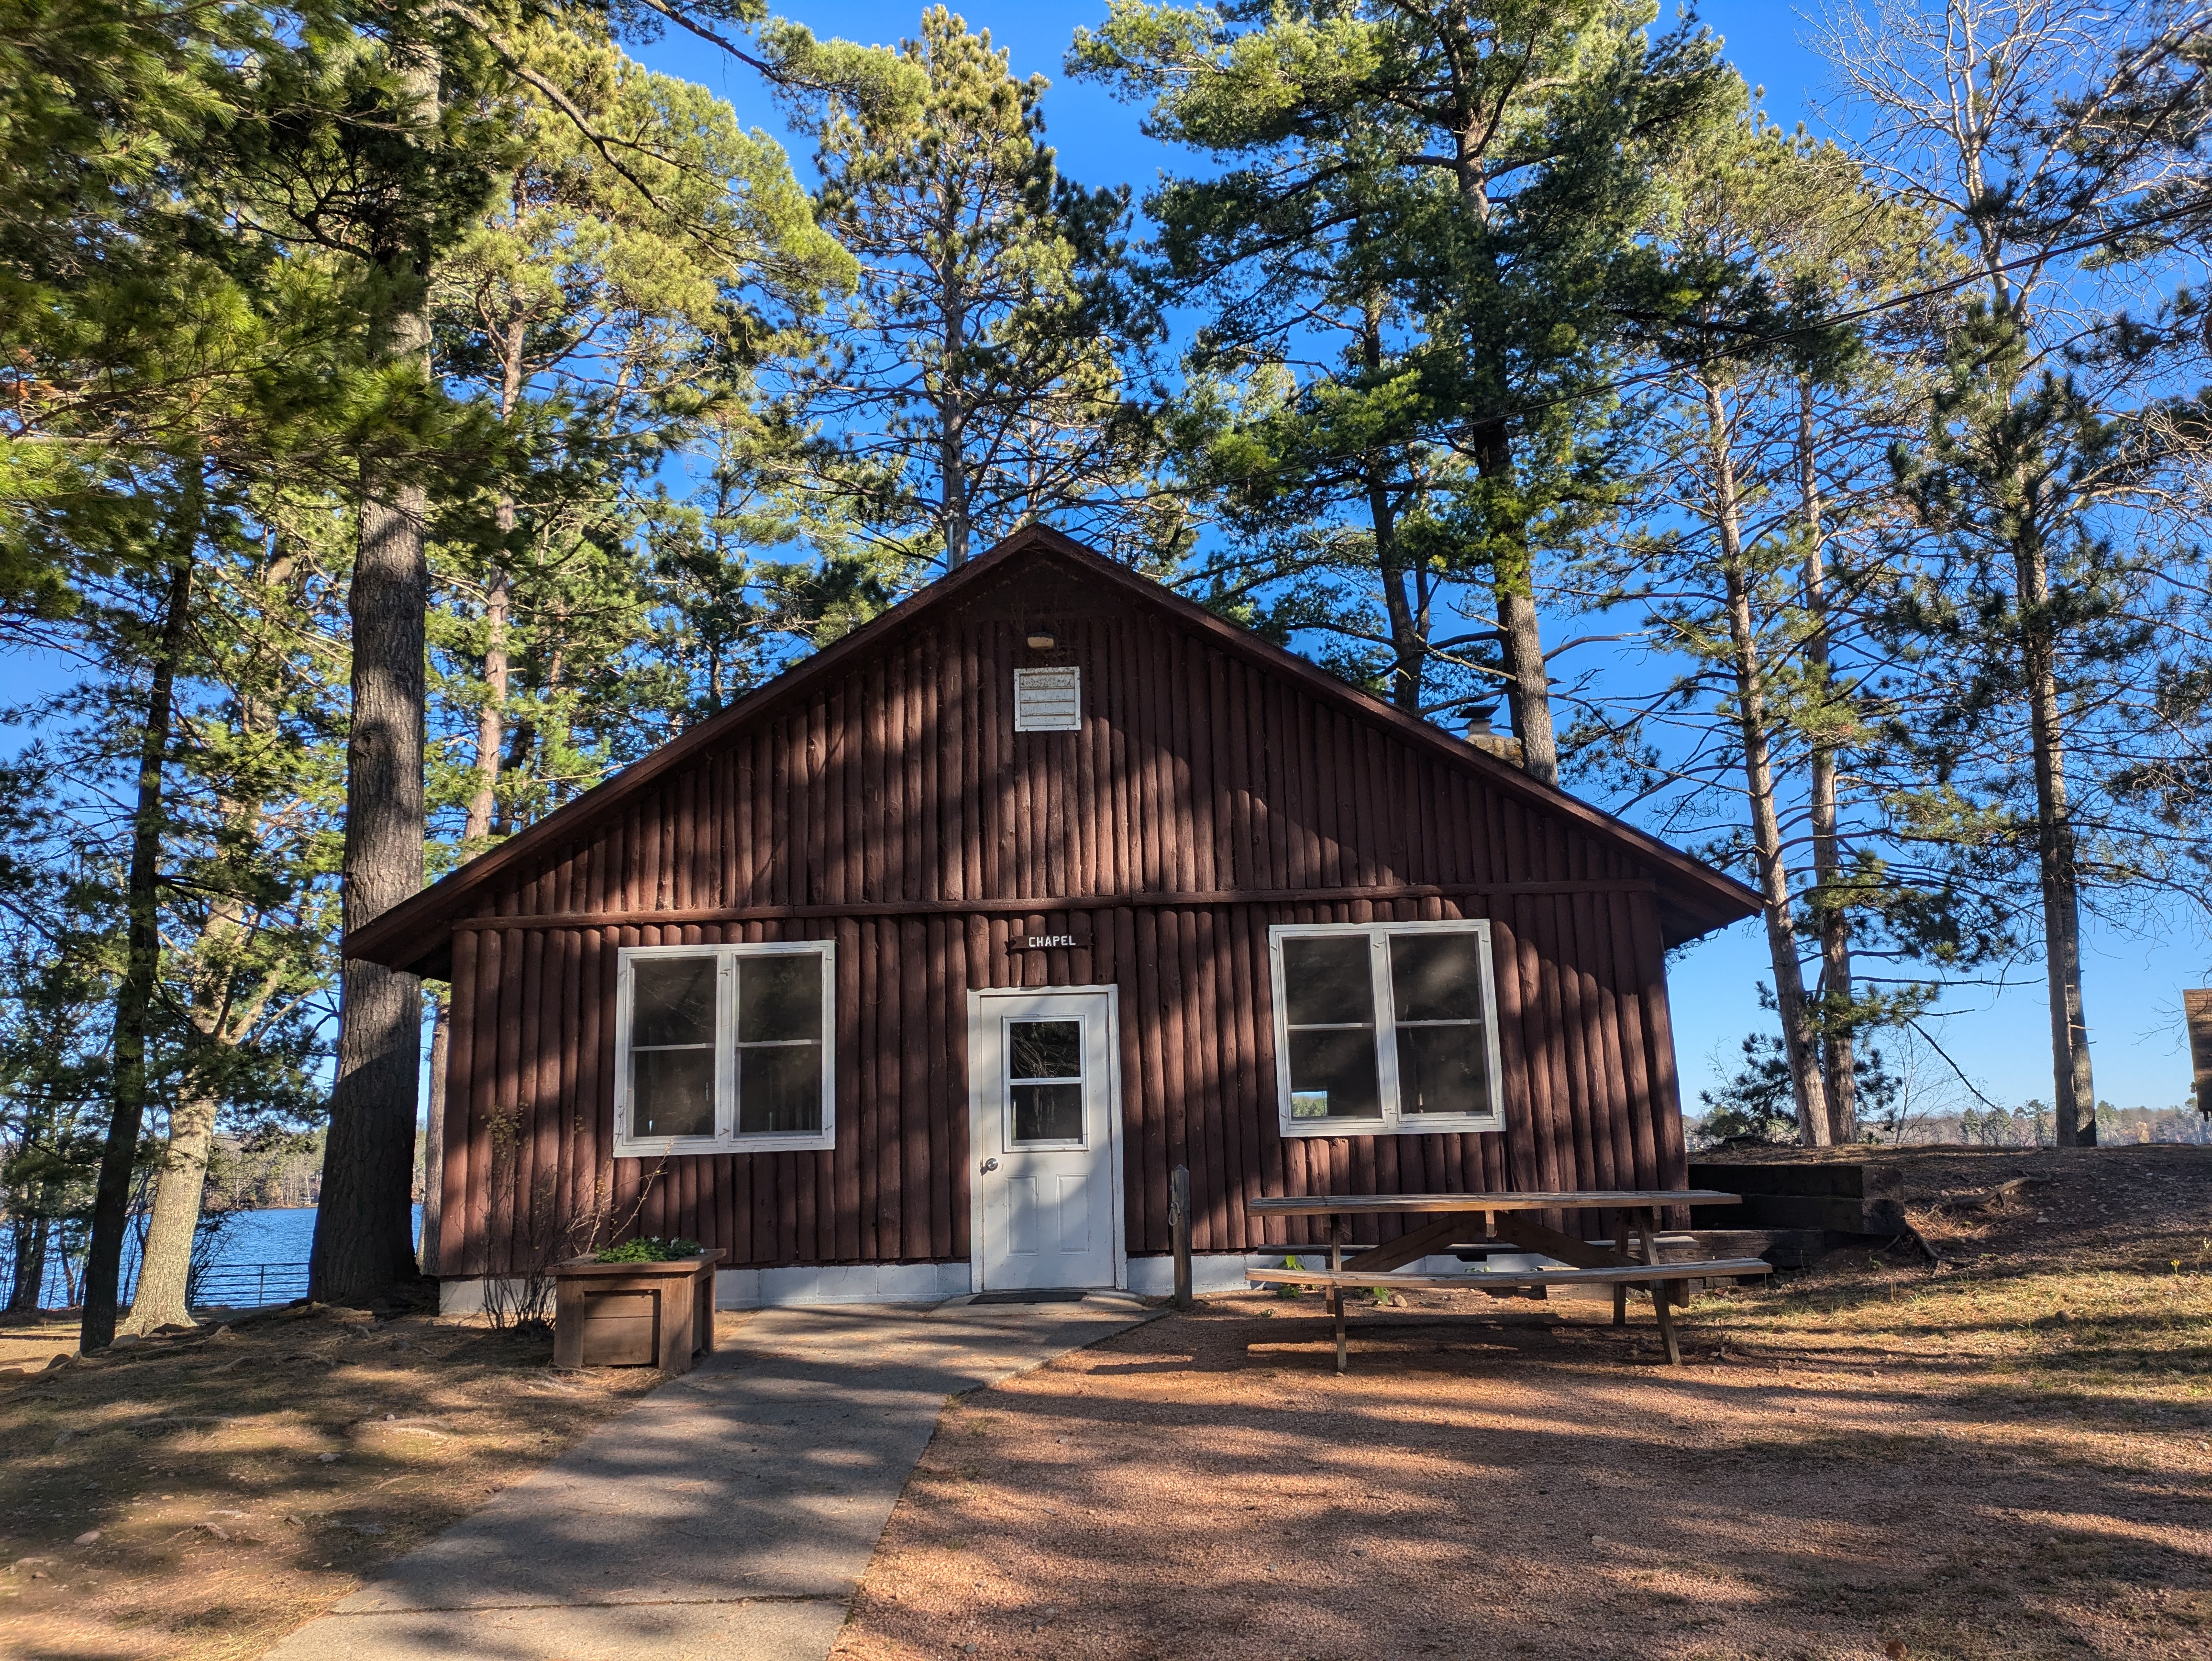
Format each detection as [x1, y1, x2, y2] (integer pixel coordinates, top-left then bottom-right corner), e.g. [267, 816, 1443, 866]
[1245, 1190, 1768, 1370]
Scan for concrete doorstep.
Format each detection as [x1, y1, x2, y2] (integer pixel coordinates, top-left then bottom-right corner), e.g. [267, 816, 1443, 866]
[260, 1295, 1160, 1661]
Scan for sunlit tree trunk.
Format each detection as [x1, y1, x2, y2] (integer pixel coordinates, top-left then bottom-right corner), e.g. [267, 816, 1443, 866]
[1704, 381, 1831, 1146]
[116, 1092, 216, 1333]
[83, 471, 200, 1351]
[1799, 382, 1857, 1142]
[313, 42, 437, 1303]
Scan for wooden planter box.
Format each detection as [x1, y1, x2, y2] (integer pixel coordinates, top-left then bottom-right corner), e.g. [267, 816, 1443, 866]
[551, 1249, 725, 1374]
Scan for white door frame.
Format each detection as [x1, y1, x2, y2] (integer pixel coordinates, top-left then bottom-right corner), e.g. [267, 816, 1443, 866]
[965, 984, 1128, 1293]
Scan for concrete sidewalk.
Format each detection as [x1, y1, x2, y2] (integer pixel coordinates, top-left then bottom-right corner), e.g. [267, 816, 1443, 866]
[261, 1295, 1160, 1661]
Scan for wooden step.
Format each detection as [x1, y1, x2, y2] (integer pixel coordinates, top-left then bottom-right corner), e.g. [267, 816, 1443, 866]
[1676, 1228, 1829, 1269]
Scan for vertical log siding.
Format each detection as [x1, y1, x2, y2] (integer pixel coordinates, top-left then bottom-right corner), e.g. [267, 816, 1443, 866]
[433, 561, 1696, 1275]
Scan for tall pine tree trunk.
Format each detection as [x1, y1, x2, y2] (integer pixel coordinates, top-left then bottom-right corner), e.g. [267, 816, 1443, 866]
[82, 472, 200, 1351]
[465, 305, 521, 846]
[1705, 382, 1831, 1146]
[1473, 422, 1558, 784]
[1358, 299, 1425, 713]
[312, 42, 437, 1302]
[1800, 382, 1856, 1142]
[421, 305, 525, 1268]
[1450, 123, 1556, 785]
[115, 1092, 216, 1333]
[9, 1216, 50, 1314]
[121, 547, 299, 1332]
[935, 227, 971, 568]
[2018, 527, 2097, 1145]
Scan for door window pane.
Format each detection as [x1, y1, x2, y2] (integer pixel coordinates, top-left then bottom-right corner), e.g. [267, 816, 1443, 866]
[1011, 1082, 1084, 1143]
[1009, 1019, 1082, 1081]
[740, 953, 822, 1042]
[1282, 935, 1375, 1027]
[739, 1042, 823, 1134]
[633, 956, 717, 1047]
[1396, 1024, 1489, 1116]
[634, 1048, 715, 1138]
[1007, 1019, 1084, 1145]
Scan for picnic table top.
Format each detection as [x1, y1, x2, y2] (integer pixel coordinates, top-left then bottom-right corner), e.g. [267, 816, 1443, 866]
[1246, 1189, 1738, 1216]
[1246, 1257, 1773, 1288]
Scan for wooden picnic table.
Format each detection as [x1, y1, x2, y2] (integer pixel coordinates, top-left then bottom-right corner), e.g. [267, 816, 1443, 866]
[1244, 1190, 1764, 1370]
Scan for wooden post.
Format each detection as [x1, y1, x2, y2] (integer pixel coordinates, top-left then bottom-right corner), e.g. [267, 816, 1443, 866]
[1611, 1212, 1629, 1329]
[1330, 1218, 1347, 1375]
[1170, 1165, 1193, 1311]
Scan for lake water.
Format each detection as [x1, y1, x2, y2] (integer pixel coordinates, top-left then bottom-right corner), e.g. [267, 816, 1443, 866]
[24, 1204, 427, 1309]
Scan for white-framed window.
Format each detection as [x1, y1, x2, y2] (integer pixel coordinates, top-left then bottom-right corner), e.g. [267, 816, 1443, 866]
[613, 941, 835, 1155]
[1002, 1014, 1089, 1150]
[1267, 921, 1505, 1137]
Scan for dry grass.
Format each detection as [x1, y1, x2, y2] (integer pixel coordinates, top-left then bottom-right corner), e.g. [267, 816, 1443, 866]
[0, 1299, 671, 1660]
[836, 1145, 2212, 1661]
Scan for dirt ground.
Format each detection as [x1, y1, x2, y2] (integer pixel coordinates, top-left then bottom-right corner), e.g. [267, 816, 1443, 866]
[0, 1298, 679, 1660]
[835, 1144, 2212, 1661]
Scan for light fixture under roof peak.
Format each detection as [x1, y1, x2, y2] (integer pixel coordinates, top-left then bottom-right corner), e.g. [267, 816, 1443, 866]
[1026, 632, 1056, 649]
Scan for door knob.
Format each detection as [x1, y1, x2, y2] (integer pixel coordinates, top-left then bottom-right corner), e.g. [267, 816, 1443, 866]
[979, 1158, 999, 1174]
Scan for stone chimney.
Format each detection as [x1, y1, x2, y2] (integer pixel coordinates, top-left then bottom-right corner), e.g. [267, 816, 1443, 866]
[1460, 702, 1524, 768]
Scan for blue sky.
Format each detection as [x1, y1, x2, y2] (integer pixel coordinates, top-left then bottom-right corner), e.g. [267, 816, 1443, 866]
[622, 0, 2209, 1119]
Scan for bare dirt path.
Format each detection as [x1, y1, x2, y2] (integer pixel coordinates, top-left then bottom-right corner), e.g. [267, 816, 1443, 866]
[835, 1146, 2212, 1661]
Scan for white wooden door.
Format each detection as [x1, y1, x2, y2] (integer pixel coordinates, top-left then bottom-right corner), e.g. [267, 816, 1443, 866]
[970, 988, 1121, 1291]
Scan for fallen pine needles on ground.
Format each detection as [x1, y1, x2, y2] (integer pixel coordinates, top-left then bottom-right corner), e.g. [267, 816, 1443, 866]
[0, 1300, 664, 1660]
[836, 1144, 2212, 1661]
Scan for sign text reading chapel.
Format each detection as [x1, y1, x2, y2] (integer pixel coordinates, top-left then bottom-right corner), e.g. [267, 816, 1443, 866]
[1004, 931, 1090, 953]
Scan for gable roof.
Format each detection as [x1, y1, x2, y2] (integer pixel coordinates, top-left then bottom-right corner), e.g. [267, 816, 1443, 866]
[347, 524, 1759, 974]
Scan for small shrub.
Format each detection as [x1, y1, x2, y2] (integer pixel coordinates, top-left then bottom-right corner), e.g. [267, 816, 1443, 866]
[594, 1236, 703, 1264]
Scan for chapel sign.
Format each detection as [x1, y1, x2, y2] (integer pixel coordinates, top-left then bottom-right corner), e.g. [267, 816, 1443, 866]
[1005, 930, 1090, 953]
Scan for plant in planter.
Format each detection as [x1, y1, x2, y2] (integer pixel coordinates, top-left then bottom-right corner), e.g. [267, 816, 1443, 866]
[592, 1237, 703, 1263]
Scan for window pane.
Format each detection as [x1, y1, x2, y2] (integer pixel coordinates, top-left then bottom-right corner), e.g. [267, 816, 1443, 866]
[1282, 935, 1376, 1028]
[1390, 932, 1485, 1022]
[1286, 1027, 1381, 1118]
[632, 956, 717, 1048]
[1009, 1019, 1082, 1082]
[1397, 1024, 1490, 1117]
[739, 952, 822, 1043]
[1011, 1082, 1084, 1143]
[738, 1042, 822, 1134]
[634, 1047, 715, 1139]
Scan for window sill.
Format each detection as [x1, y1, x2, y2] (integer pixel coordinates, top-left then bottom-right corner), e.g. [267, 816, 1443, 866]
[1280, 1117, 1504, 1139]
[614, 1132, 834, 1157]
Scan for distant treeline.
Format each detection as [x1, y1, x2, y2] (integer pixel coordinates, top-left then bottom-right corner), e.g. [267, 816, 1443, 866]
[1694, 1102, 2211, 1150]
[204, 1132, 325, 1211]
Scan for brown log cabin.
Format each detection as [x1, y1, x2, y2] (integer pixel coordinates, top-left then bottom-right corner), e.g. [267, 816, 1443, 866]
[346, 526, 1760, 1309]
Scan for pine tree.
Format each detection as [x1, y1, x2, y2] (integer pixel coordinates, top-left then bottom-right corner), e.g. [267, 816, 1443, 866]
[781, 7, 1160, 571]
[1592, 93, 1962, 1145]
[1819, 0, 2212, 1147]
[1073, 0, 1732, 778]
